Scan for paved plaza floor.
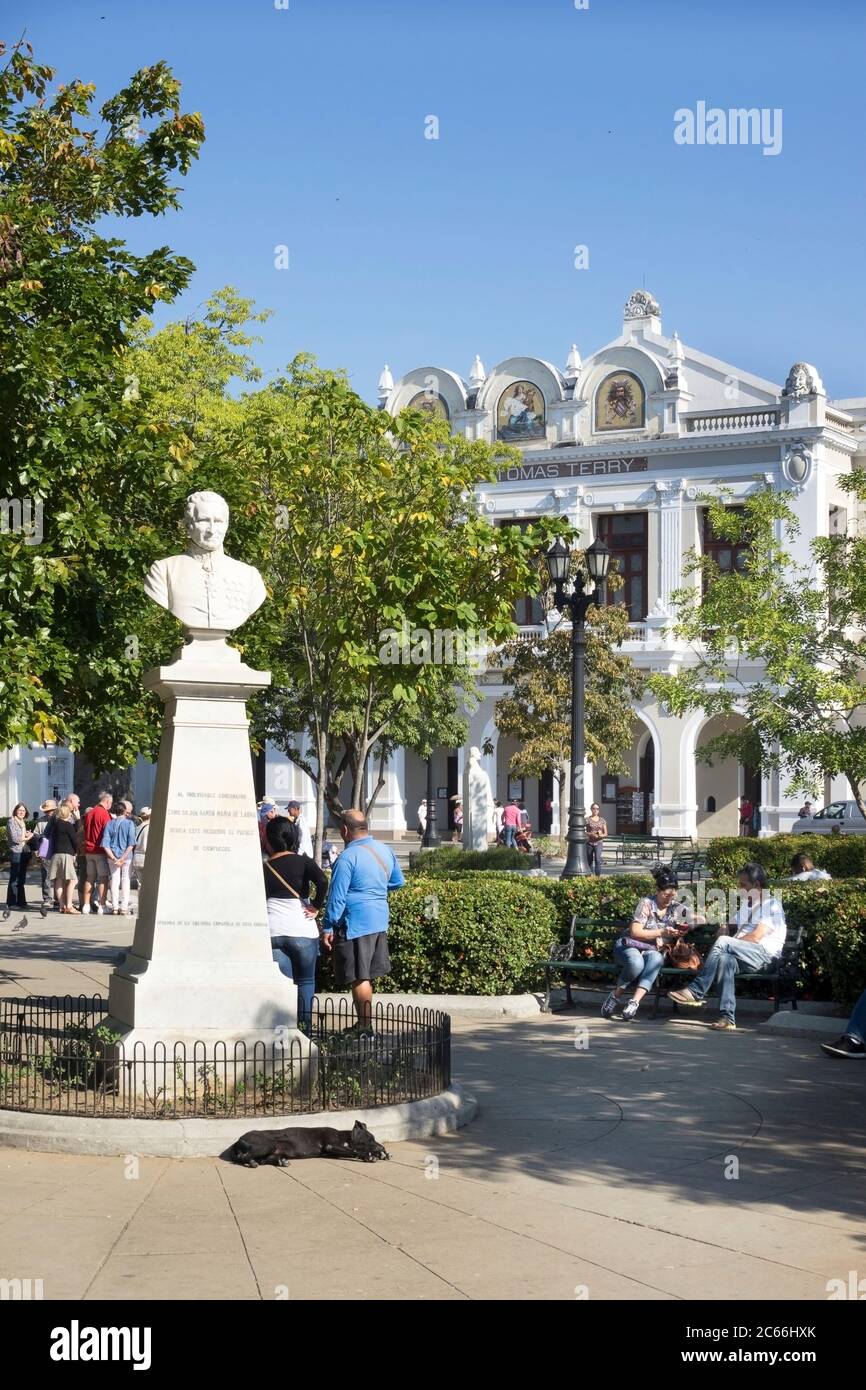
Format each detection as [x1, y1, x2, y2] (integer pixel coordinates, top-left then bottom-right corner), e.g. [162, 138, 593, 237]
[1, 908, 865, 1301]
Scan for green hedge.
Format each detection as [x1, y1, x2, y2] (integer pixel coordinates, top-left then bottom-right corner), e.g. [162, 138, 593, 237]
[773, 880, 866, 1005]
[407, 846, 531, 874]
[340, 872, 866, 1004]
[316, 876, 557, 996]
[704, 833, 866, 881]
[524, 873, 865, 1005]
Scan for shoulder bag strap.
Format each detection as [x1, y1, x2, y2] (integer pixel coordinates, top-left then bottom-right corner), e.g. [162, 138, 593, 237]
[265, 857, 301, 898]
[357, 840, 391, 879]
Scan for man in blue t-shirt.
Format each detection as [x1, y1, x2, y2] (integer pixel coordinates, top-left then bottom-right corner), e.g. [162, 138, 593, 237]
[322, 810, 404, 1030]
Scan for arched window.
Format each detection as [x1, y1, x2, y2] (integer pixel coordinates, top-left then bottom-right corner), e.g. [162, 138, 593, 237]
[706, 796, 717, 813]
[594, 371, 646, 432]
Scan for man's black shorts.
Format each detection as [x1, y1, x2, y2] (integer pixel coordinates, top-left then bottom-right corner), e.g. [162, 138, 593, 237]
[333, 930, 391, 988]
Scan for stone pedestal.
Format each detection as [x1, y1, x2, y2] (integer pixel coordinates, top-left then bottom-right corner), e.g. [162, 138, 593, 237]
[106, 637, 315, 1082]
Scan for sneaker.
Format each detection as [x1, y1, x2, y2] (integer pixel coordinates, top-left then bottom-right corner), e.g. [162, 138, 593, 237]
[621, 999, 640, 1022]
[600, 990, 620, 1019]
[820, 1035, 866, 1059]
[711, 1018, 736, 1031]
[668, 988, 705, 1007]
[81, 904, 91, 914]
[94, 904, 103, 915]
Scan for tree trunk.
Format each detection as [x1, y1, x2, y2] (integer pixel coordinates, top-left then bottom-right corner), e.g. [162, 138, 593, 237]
[314, 727, 328, 866]
[365, 743, 388, 819]
[848, 775, 866, 823]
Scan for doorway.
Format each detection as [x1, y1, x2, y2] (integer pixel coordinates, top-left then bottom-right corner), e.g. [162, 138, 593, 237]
[638, 739, 655, 834]
[742, 762, 762, 834]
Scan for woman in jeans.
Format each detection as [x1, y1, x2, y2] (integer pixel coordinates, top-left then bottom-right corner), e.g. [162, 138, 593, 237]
[601, 865, 700, 1022]
[264, 816, 328, 1030]
[6, 803, 33, 909]
[586, 803, 608, 876]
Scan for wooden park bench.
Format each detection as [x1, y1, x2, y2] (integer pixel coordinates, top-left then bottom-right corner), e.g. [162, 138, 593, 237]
[542, 914, 803, 1016]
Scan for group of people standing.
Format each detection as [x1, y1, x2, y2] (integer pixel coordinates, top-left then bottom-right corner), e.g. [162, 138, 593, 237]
[5, 795, 150, 916]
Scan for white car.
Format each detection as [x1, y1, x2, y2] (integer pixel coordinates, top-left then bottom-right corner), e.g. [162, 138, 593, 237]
[791, 800, 866, 834]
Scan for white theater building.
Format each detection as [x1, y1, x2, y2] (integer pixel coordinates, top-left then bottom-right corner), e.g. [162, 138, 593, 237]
[352, 287, 866, 841]
[3, 290, 864, 840]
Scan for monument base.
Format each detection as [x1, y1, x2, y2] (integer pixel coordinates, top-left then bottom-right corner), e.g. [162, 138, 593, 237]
[105, 637, 317, 1095]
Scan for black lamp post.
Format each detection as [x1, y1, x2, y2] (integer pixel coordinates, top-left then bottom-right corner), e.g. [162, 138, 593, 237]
[421, 751, 440, 848]
[545, 537, 610, 878]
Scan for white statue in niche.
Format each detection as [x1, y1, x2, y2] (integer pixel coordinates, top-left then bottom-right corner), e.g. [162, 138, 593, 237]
[144, 490, 267, 637]
[462, 745, 494, 852]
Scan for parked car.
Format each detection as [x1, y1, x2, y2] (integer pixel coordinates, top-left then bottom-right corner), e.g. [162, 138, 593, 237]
[792, 800, 866, 834]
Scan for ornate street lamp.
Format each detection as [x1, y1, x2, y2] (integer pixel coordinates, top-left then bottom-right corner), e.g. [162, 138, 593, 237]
[422, 750, 441, 848]
[545, 537, 610, 878]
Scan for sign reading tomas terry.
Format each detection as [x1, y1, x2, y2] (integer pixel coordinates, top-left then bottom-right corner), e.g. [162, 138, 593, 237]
[497, 456, 648, 483]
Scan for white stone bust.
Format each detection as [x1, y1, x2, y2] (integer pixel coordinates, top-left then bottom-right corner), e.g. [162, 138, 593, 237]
[144, 490, 267, 635]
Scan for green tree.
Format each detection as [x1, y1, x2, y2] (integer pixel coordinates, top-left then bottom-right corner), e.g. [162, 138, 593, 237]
[128, 286, 269, 444]
[651, 481, 866, 818]
[0, 40, 204, 764]
[223, 358, 560, 857]
[495, 568, 645, 841]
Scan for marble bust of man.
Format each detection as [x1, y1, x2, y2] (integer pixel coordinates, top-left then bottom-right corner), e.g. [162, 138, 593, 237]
[144, 490, 267, 634]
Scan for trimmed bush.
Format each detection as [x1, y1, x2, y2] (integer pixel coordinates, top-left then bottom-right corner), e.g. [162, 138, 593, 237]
[380, 875, 557, 995]
[704, 833, 866, 882]
[526, 874, 655, 936]
[774, 880, 866, 1005]
[408, 845, 531, 874]
[347, 871, 866, 1003]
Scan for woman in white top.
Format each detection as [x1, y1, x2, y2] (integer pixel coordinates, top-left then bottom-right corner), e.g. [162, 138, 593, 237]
[264, 816, 327, 1030]
[670, 863, 787, 1031]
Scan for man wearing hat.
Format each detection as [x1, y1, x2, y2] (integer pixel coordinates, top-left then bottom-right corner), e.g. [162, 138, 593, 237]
[33, 799, 58, 915]
[258, 799, 279, 853]
[285, 800, 314, 858]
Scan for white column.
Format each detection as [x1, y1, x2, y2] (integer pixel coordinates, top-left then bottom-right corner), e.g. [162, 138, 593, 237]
[655, 480, 684, 615]
[4, 745, 22, 817]
[379, 746, 408, 834]
[645, 703, 695, 836]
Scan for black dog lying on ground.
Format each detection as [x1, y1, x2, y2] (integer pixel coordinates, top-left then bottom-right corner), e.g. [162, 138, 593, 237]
[226, 1120, 390, 1168]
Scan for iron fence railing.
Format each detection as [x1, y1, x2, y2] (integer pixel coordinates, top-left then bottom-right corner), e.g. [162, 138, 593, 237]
[0, 995, 450, 1119]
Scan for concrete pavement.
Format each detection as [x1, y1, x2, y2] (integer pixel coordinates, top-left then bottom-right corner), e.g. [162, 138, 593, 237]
[1, 908, 865, 1300]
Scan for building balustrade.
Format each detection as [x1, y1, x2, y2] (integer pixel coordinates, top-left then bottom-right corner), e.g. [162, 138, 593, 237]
[684, 408, 780, 433]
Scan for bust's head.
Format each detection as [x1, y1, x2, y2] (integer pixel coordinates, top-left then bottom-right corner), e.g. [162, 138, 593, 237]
[184, 491, 229, 553]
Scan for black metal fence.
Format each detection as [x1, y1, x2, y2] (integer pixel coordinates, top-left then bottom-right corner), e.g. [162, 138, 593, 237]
[0, 995, 450, 1119]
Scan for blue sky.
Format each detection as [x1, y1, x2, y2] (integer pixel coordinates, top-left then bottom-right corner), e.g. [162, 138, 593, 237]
[8, 0, 866, 399]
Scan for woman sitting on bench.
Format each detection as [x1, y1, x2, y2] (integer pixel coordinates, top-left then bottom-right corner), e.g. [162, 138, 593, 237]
[602, 865, 699, 1023]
